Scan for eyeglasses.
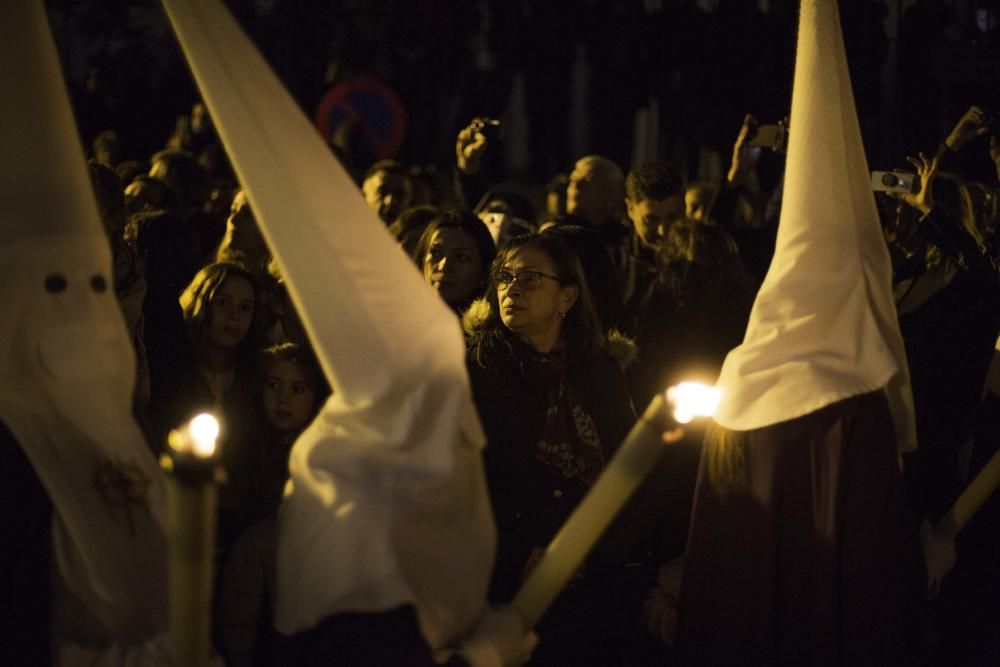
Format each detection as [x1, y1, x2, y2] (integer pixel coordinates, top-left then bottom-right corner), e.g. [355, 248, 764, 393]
[496, 269, 562, 291]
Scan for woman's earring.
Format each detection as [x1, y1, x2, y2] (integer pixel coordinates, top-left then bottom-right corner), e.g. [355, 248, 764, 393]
[558, 311, 566, 318]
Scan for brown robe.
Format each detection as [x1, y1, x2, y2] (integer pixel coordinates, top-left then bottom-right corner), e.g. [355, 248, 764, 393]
[677, 390, 924, 665]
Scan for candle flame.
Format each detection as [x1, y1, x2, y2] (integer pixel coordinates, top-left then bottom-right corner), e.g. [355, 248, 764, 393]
[189, 413, 220, 458]
[666, 382, 721, 424]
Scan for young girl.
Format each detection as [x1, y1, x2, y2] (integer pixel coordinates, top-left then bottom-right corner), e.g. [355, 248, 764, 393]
[216, 342, 329, 667]
[145, 261, 260, 452]
[226, 342, 329, 527]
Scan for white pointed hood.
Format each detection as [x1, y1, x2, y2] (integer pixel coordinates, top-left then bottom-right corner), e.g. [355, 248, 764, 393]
[713, 0, 916, 451]
[160, 0, 495, 648]
[0, 0, 167, 645]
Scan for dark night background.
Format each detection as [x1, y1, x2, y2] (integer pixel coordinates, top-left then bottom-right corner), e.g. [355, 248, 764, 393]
[27, 2, 1000, 664]
[47, 0, 1000, 199]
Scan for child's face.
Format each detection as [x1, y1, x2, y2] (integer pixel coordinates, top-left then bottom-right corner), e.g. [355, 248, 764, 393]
[207, 276, 255, 349]
[262, 359, 316, 432]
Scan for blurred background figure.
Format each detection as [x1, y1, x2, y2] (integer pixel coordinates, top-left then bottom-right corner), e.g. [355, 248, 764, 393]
[361, 159, 412, 226]
[388, 204, 439, 257]
[684, 181, 719, 223]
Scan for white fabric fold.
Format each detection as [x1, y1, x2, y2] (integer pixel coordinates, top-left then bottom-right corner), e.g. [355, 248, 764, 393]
[713, 0, 916, 452]
[0, 1, 168, 648]
[160, 0, 495, 648]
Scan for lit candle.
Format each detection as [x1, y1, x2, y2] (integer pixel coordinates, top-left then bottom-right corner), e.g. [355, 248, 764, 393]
[667, 382, 723, 425]
[511, 383, 720, 628]
[160, 413, 224, 667]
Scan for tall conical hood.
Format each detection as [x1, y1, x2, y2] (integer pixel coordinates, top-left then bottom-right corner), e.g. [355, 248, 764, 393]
[713, 0, 916, 451]
[0, 0, 168, 648]
[1, 1, 107, 244]
[160, 0, 495, 648]
[159, 0, 452, 402]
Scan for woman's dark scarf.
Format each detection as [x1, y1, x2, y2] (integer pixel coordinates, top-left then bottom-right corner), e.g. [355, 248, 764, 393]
[526, 348, 605, 486]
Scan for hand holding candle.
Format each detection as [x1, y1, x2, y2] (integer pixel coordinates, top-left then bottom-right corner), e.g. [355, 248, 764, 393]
[922, 445, 1000, 596]
[511, 382, 720, 629]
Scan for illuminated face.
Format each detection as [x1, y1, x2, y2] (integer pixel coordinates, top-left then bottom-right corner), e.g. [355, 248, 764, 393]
[206, 276, 254, 349]
[224, 190, 264, 252]
[685, 185, 714, 223]
[627, 194, 685, 247]
[362, 170, 412, 224]
[262, 359, 316, 432]
[422, 227, 484, 307]
[497, 245, 578, 347]
[191, 102, 210, 134]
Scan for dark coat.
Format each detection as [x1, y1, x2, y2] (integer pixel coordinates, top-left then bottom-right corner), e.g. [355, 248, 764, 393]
[463, 300, 639, 601]
[464, 302, 646, 665]
[145, 335, 257, 456]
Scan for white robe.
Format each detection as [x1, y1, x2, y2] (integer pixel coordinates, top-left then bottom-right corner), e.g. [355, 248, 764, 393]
[161, 0, 496, 649]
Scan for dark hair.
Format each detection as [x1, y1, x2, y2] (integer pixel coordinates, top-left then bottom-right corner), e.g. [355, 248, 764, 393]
[538, 213, 591, 231]
[657, 220, 754, 307]
[257, 341, 331, 406]
[125, 174, 180, 216]
[125, 209, 199, 290]
[413, 210, 497, 304]
[625, 161, 684, 203]
[330, 118, 373, 180]
[116, 160, 149, 186]
[363, 159, 409, 183]
[179, 262, 261, 356]
[389, 205, 440, 257]
[149, 148, 211, 206]
[476, 233, 604, 363]
[408, 164, 444, 206]
[539, 224, 627, 333]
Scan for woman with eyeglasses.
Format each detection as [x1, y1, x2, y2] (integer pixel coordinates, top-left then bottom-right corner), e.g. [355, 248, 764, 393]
[464, 232, 640, 666]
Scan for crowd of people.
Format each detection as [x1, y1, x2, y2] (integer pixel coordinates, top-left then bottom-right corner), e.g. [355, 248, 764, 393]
[69, 78, 1000, 663]
[11, 0, 1000, 662]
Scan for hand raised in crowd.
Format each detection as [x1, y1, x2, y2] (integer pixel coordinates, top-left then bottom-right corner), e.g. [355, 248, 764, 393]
[726, 113, 788, 186]
[456, 117, 499, 175]
[944, 105, 991, 152]
[726, 113, 757, 185]
[897, 151, 941, 217]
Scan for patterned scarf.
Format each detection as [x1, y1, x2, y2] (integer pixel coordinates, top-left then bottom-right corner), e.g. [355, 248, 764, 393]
[531, 349, 606, 486]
